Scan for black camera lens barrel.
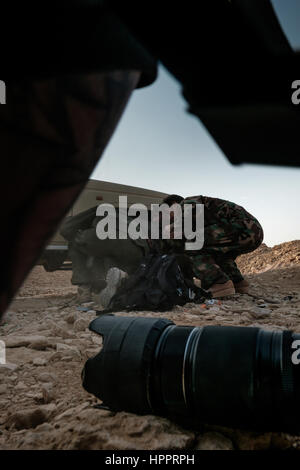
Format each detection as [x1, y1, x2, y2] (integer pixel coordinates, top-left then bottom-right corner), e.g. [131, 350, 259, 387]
[151, 325, 193, 417]
[82, 315, 300, 431]
[82, 315, 173, 413]
[254, 328, 297, 426]
[152, 324, 260, 427]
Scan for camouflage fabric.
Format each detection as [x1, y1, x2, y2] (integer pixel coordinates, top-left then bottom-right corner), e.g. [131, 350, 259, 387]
[151, 195, 264, 290]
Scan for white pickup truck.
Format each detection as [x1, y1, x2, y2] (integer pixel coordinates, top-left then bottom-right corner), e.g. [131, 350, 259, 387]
[40, 179, 167, 271]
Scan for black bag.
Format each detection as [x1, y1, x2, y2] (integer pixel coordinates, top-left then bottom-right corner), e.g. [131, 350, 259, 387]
[97, 253, 211, 313]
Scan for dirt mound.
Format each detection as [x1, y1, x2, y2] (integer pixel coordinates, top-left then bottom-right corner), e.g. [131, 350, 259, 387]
[237, 240, 300, 274]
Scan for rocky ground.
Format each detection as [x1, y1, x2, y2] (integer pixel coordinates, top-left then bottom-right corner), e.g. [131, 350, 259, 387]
[1, 241, 300, 450]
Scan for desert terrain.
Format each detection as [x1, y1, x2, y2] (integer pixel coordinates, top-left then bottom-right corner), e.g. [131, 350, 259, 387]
[1, 241, 300, 450]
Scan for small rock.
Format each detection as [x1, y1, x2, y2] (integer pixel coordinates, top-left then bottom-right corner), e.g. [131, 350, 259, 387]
[0, 384, 7, 394]
[35, 422, 54, 432]
[7, 373, 18, 382]
[15, 381, 27, 391]
[250, 307, 272, 319]
[60, 356, 74, 362]
[43, 319, 56, 330]
[207, 307, 220, 314]
[65, 313, 76, 325]
[54, 408, 75, 421]
[82, 302, 95, 308]
[37, 372, 58, 383]
[79, 333, 92, 339]
[51, 324, 76, 340]
[85, 348, 100, 357]
[7, 407, 50, 430]
[264, 298, 281, 304]
[91, 336, 103, 347]
[47, 352, 61, 363]
[56, 343, 79, 353]
[50, 344, 81, 362]
[73, 318, 90, 332]
[40, 403, 57, 415]
[60, 339, 74, 345]
[29, 339, 50, 351]
[195, 432, 234, 450]
[32, 358, 48, 367]
[41, 383, 55, 404]
[0, 363, 18, 373]
[25, 392, 43, 402]
[5, 335, 48, 348]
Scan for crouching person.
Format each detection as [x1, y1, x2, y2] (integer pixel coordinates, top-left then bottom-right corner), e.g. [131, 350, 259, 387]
[158, 194, 264, 298]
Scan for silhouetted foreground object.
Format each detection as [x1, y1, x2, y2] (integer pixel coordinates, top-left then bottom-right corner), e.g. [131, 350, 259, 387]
[82, 315, 300, 432]
[0, 2, 158, 316]
[110, 0, 300, 167]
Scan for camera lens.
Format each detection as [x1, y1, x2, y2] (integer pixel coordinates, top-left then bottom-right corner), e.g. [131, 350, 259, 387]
[82, 315, 300, 431]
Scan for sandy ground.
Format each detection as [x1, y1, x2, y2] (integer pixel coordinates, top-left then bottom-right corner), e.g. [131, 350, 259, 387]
[1, 241, 300, 450]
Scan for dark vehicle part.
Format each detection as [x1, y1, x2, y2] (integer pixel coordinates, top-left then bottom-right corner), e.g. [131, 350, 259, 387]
[40, 180, 167, 273]
[110, 0, 300, 167]
[40, 246, 69, 272]
[82, 315, 300, 432]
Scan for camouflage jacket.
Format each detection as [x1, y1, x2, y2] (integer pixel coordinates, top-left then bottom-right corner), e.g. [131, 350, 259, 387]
[151, 195, 261, 254]
[178, 195, 259, 228]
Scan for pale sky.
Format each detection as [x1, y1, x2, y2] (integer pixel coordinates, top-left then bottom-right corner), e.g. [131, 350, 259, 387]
[92, 0, 300, 248]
